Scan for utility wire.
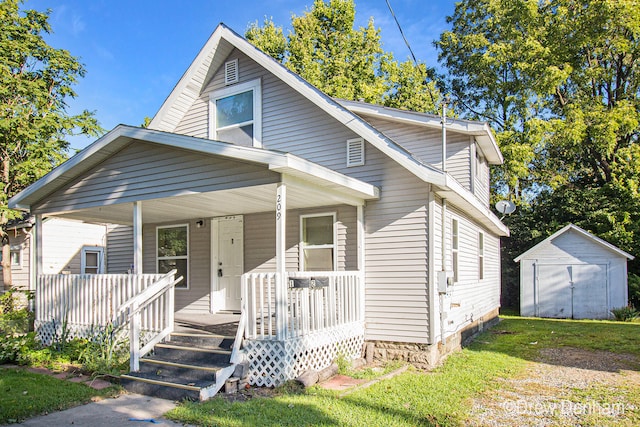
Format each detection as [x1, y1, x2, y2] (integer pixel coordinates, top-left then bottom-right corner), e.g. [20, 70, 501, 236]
[385, 0, 417, 64]
[384, 0, 437, 108]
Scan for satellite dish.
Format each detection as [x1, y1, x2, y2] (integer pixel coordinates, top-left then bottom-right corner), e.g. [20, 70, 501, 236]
[495, 200, 516, 217]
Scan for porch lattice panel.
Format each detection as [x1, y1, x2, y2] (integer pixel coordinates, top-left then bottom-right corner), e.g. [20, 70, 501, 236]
[35, 320, 154, 347]
[244, 322, 364, 387]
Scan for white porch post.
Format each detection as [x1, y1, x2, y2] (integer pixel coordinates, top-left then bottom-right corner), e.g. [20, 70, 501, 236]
[357, 204, 365, 320]
[35, 214, 43, 278]
[275, 182, 287, 340]
[133, 201, 143, 274]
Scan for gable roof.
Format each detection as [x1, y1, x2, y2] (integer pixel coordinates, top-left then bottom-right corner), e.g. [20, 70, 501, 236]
[514, 223, 635, 262]
[148, 23, 508, 236]
[338, 99, 503, 164]
[8, 125, 379, 212]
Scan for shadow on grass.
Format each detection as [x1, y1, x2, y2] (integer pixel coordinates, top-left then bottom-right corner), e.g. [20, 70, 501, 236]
[466, 316, 640, 372]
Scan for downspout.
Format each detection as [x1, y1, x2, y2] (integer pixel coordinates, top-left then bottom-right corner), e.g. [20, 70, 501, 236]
[440, 198, 447, 345]
[439, 100, 448, 346]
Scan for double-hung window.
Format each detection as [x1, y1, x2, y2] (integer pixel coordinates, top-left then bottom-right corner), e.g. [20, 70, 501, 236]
[210, 79, 262, 147]
[157, 225, 189, 289]
[300, 214, 336, 271]
[452, 218, 459, 283]
[478, 232, 485, 280]
[0, 246, 22, 270]
[81, 246, 104, 274]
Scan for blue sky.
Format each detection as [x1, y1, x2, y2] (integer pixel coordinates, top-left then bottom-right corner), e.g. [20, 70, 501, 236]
[25, 0, 456, 150]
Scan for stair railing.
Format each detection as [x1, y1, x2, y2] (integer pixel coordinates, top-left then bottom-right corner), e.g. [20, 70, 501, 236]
[117, 270, 183, 371]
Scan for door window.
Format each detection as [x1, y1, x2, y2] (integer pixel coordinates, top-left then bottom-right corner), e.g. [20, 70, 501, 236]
[157, 225, 188, 288]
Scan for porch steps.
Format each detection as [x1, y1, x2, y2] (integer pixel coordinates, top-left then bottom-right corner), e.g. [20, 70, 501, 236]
[121, 330, 237, 401]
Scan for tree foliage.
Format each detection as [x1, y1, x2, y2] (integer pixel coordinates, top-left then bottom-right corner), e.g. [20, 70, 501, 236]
[438, 0, 640, 308]
[246, 0, 441, 113]
[0, 0, 102, 287]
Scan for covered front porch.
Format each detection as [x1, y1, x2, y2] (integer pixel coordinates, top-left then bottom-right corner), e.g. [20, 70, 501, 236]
[12, 127, 379, 386]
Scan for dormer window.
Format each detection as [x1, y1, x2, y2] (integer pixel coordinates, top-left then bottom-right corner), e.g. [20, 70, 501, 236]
[210, 78, 262, 147]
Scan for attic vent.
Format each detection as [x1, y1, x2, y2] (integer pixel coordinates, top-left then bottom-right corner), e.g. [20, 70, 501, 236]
[346, 138, 365, 167]
[225, 59, 239, 85]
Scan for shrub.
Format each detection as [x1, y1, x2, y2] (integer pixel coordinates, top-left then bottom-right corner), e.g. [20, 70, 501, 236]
[0, 290, 34, 336]
[611, 305, 639, 322]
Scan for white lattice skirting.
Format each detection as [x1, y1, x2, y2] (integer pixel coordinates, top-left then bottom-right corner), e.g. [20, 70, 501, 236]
[244, 322, 364, 387]
[35, 320, 151, 347]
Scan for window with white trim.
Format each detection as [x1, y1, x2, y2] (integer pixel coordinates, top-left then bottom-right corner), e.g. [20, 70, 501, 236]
[452, 218, 459, 283]
[0, 246, 22, 270]
[81, 246, 104, 274]
[210, 78, 262, 147]
[478, 231, 485, 280]
[300, 213, 336, 271]
[157, 225, 189, 289]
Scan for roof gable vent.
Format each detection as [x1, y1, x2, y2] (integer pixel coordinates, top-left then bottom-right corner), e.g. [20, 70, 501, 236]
[347, 138, 365, 167]
[225, 59, 239, 85]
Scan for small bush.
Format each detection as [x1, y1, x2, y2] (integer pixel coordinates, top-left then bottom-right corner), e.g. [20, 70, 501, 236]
[0, 290, 34, 336]
[611, 305, 639, 322]
[0, 333, 37, 364]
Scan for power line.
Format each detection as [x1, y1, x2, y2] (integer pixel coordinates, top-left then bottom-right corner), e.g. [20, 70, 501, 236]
[385, 0, 417, 64]
[384, 0, 437, 108]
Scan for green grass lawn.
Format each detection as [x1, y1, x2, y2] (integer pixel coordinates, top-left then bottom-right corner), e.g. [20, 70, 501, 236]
[166, 316, 640, 427]
[0, 368, 119, 424]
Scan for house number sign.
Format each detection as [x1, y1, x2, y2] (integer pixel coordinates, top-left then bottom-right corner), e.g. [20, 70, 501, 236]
[276, 194, 282, 222]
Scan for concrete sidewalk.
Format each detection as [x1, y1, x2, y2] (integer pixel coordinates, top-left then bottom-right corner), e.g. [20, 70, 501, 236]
[10, 393, 187, 427]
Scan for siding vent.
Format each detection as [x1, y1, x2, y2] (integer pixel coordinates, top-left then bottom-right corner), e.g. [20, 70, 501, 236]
[224, 59, 239, 85]
[346, 138, 365, 167]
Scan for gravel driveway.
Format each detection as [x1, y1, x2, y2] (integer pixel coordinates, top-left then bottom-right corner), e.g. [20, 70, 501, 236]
[468, 347, 640, 426]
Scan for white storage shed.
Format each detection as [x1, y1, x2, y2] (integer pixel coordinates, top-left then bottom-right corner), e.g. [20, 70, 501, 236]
[515, 224, 634, 319]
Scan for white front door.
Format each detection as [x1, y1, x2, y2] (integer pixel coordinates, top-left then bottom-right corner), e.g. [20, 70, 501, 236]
[210, 216, 244, 312]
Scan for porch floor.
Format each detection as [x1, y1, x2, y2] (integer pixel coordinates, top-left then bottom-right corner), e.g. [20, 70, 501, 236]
[173, 311, 240, 336]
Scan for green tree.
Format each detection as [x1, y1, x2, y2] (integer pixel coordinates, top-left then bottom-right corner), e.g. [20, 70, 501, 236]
[0, 0, 102, 288]
[246, 0, 441, 113]
[438, 0, 640, 308]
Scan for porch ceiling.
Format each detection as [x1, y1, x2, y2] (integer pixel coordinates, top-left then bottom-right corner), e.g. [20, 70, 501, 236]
[51, 181, 362, 225]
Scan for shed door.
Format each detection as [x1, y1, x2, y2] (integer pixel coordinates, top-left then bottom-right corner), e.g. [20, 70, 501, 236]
[536, 263, 608, 319]
[537, 264, 572, 318]
[571, 264, 607, 319]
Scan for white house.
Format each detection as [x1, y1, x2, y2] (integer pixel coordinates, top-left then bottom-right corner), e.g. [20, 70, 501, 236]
[9, 24, 508, 399]
[515, 224, 634, 319]
[1, 216, 114, 291]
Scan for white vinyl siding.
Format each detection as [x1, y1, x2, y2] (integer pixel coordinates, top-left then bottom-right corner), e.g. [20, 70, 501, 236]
[106, 224, 134, 274]
[441, 205, 500, 337]
[355, 115, 473, 193]
[41, 218, 107, 275]
[33, 141, 280, 215]
[473, 145, 491, 206]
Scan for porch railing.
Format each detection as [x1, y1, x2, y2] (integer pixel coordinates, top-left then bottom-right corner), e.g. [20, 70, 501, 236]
[117, 270, 182, 371]
[242, 271, 364, 340]
[35, 271, 180, 371]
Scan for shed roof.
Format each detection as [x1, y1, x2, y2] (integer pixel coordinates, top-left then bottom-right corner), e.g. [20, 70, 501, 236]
[514, 223, 635, 262]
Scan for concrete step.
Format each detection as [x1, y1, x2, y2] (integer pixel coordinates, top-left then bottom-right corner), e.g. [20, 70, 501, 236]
[121, 373, 212, 401]
[168, 332, 234, 350]
[137, 358, 226, 383]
